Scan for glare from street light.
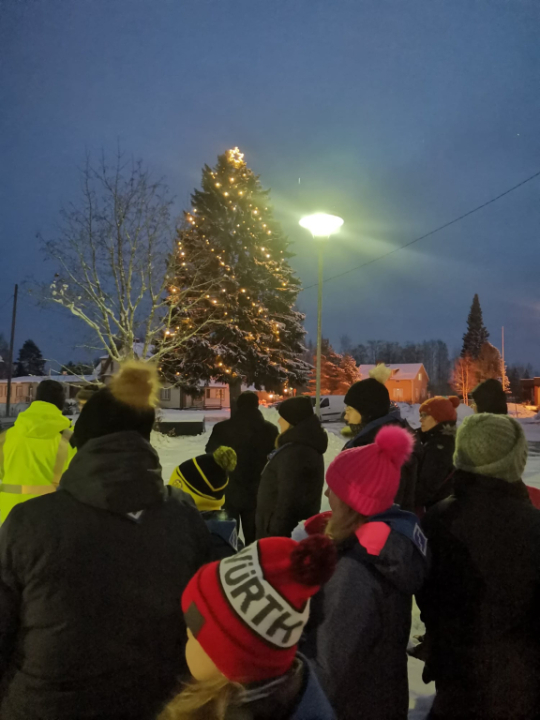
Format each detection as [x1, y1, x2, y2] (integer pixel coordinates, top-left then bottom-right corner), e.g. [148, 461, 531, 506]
[299, 213, 344, 237]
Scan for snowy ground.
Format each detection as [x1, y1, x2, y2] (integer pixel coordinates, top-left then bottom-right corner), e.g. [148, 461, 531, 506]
[151, 402, 540, 716]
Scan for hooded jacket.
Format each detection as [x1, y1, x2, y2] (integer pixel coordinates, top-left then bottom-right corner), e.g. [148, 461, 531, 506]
[418, 470, 540, 720]
[256, 415, 328, 539]
[0, 431, 211, 720]
[223, 654, 335, 720]
[302, 509, 428, 720]
[415, 422, 456, 510]
[343, 408, 419, 512]
[206, 408, 278, 511]
[0, 401, 76, 521]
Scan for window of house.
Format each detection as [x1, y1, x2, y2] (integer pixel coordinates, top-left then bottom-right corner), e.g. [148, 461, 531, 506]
[28, 386, 34, 399]
[393, 388, 403, 400]
[418, 372, 423, 381]
[160, 388, 171, 401]
[0, 386, 4, 397]
[16, 385, 24, 398]
[206, 388, 224, 400]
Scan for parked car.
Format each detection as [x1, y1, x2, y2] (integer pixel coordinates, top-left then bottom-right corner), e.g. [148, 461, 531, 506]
[310, 395, 346, 422]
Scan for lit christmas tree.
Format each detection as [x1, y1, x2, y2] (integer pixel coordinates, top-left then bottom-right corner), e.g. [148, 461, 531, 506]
[161, 148, 310, 403]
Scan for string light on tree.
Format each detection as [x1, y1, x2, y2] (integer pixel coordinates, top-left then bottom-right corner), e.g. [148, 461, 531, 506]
[160, 147, 310, 401]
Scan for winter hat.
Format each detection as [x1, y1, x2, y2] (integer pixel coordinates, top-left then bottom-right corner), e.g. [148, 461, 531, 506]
[73, 362, 159, 449]
[344, 364, 391, 421]
[326, 425, 414, 516]
[454, 413, 527, 483]
[471, 379, 508, 415]
[182, 535, 337, 683]
[420, 396, 460, 425]
[76, 383, 102, 406]
[36, 379, 65, 411]
[169, 447, 237, 511]
[278, 395, 313, 426]
[236, 391, 260, 412]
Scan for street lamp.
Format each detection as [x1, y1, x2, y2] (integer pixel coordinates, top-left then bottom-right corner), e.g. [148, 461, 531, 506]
[299, 213, 344, 419]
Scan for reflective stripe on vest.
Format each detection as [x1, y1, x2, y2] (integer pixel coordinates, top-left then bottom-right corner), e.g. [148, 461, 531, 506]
[51, 429, 72, 485]
[0, 484, 56, 496]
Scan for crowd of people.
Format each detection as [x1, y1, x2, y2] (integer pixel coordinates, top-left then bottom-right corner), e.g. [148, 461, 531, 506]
[0, 361, 539, 720]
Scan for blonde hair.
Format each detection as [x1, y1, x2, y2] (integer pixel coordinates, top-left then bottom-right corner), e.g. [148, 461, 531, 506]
[325, 502, 366, 544]
[109, 361, 160, 409]
[158, 676, 242, 720]
[212, 446, 237, 473]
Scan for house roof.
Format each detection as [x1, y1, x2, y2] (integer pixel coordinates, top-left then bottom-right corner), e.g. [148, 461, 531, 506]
[359, 364, 428, 381]
[0, 375, 96, 384]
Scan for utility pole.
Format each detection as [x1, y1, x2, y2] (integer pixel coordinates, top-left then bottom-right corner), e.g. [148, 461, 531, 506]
[501, 326, 508, 394]
[5, 284, 18, 419]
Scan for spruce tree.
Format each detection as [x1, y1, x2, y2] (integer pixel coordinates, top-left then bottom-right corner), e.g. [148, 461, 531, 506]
[161, 148, 309, 399]
[461, 294, 489, 359]
[15, 339, 45, 376]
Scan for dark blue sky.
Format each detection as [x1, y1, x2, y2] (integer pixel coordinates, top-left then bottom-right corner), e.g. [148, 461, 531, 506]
[1, 0, 539, 368]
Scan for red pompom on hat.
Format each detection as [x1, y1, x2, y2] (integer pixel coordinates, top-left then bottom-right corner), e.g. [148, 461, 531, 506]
[181, 536, 337, 683]
[419, 396, 460, 425]
[326, 425, 414, 516]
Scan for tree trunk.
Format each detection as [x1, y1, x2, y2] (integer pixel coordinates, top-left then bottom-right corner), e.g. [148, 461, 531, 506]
[229, 379, 242, 416]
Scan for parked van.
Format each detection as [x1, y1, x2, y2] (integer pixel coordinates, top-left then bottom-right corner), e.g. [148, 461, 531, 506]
[311, 395, 346, 422]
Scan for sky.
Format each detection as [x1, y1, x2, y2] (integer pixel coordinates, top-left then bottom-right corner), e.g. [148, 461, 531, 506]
[1, 0, 540, 369]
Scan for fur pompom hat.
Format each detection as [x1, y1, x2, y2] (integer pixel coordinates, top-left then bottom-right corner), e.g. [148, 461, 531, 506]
[73, 362, 159, 448]
[344, 364, 392, 422]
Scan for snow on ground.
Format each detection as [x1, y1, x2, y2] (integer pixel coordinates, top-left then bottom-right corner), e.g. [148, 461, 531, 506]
[152, 402, 540, 717]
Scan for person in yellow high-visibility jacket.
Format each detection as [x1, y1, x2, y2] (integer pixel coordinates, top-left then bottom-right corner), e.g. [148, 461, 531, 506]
[0, 380, 76, 522]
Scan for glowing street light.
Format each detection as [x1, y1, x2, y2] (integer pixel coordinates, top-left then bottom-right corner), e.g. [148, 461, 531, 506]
[299, 213, 344, 419]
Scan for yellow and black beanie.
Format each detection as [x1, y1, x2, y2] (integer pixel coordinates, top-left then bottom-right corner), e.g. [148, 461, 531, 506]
[169, 446, 237, 511]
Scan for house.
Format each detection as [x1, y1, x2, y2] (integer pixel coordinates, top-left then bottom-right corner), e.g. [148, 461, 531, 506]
[0, 375, 96, 415]
[359, 364, 429, 404]
[521, 378, 540, 407]
[159, 381, 231, 410]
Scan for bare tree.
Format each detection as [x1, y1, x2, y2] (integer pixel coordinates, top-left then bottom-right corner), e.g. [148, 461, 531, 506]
[451, 354, 476, 405]
[39, 151, 217, 366]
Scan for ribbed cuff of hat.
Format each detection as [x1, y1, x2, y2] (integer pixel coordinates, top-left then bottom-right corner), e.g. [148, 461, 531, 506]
[454, 414, 528, 484]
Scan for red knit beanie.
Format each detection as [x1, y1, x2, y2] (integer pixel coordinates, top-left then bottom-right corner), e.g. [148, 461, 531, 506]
[181, 536, 336, 683]
[420, 396, 460, 424]
[326, 425, 414, 516]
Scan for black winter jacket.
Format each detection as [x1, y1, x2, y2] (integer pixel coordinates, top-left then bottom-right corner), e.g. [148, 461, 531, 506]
[206, 409, 278, 511]
[302, 509, 428, 720]
[256, 415, 328, 539]
[418, 471, 540, 720]
[0, 431, 212, 720]
[415, 422, 456, 510]
[343, 409, 420, 512]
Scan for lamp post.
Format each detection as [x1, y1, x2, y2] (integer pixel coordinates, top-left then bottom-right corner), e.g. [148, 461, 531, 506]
[299, 213, 344, 419]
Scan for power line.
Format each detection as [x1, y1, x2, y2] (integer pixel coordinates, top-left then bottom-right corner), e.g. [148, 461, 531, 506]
[301, 168, 540, 291]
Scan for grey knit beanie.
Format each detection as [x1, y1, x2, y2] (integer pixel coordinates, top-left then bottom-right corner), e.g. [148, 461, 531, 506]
[454, 413, 528, 483]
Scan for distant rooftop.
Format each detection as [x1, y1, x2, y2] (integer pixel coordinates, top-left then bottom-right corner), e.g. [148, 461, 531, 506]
[359, 363, 428, 381]
[0, 375, 96, 384]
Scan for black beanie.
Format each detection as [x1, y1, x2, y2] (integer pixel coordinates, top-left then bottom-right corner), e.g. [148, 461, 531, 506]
[344, 378, 391, 422]
[279, 395, 314, 426]
[471, 379, 508, 415]
[236, 391, 259, 412]
[73, 362, 158, 448]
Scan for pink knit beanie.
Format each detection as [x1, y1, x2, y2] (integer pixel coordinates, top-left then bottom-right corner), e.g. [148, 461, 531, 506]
[327, 426, 414, 516]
